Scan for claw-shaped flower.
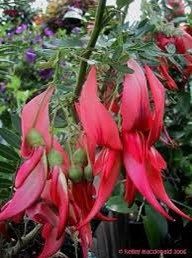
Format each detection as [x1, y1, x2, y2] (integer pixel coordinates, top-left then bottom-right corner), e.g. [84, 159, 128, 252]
[121, 59, 191, 220]
[0, 87, 54, 221]
[76, 67, 122, 228]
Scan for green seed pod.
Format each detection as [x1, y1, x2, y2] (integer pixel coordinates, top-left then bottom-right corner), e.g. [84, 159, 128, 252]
[68, 165, 83, 183]
[84, 164, 93, 182]
[73, 148, 87, 165]
[48, 149, 63, 167]
[26, 128, 44, 147]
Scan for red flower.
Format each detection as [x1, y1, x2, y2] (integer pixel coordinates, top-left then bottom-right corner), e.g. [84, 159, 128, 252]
[76, 67, 122, 228]
[121, 59, 191, 220]
[156, 31, 192, 87]
[0, 87, 54, 221]
[158, 57, 178, 90]
[27, 139, 69, 257]
[165, 0, 185, 16]
[15, 86, 55, 188]
[0, 86, 70, 257]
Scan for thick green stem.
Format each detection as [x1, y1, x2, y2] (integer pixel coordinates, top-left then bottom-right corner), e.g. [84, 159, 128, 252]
[74, 0, 107, 101]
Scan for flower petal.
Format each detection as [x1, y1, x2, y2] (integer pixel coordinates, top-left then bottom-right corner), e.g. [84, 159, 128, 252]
[79, 224, 93, 258]
[148, 149, 192, 221]
[26, 201, 58, 226]
[21, 86, 54, 157]
[0, 154, 47, 221]
[124, 175, 137, 206]
[78, 149, 120, 228]
[158, 58, 178, 90]
[145, 65, 165, 146]
[51, 166, 69, 240]
[15, 147, 44, 188]
[123, 132, 172, 220]
[78, 66, 121, 151]
[121, 59, 150, 132]
[149, 147, 167, 171]
[38, 223, 64, 258]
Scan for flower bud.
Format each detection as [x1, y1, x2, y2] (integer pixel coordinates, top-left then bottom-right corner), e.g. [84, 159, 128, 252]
[84, 164, 93, 182]
[26, 128, 44, 147]
[48, 149, 63, 167]
[68, 165, 83, 183]
[73, 148, 87, 165]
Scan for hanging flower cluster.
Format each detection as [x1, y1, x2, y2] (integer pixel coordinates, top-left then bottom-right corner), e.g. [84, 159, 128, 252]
[156, 28, 192, 90]
[0, 59, 191, 257]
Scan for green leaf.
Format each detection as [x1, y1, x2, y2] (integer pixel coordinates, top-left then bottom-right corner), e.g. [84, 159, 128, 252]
[185, 183, 192, 197]
[165, 44, 176, 54]
[113, 64, 134, 74]
[107, 195, 134, 214]
[143, 205, 168, 248]
[0, 189, 10, 201]
[0, 59, 14, 64]
[0, 178, 12, 188]
[117, 0, 132, 9]
[176, 92, 191, 115]
[7, 75, 21, 90]
[0, 128, 20, 149]
[0, 161, 15, 174]
[11, 113, 21, 134]
[0, 143, 20, 162]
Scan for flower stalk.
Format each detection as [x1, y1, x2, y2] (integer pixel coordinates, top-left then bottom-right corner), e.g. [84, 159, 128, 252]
[74, 0, 107, 100]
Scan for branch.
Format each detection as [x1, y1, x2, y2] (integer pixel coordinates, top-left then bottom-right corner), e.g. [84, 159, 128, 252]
[7, 224, 41, 257]
[73, 0, 107, 101]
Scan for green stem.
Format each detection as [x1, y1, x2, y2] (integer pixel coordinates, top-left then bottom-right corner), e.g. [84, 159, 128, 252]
[122, 4, 129, 24]
[74, 0, 107, 101]
[137, 198, 145, 222]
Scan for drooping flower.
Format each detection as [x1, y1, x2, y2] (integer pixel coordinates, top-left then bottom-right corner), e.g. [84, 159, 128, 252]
[27, 140, 69, 258]
[0, 84, 72, 257]
[76, 66, 122, 228]
[121, 59, 191, 220]
[0, 86, 54, 221]
[157, 30, 192, 70]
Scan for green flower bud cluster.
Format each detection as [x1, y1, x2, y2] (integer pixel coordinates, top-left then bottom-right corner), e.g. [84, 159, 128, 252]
[68, 148, 93, 183]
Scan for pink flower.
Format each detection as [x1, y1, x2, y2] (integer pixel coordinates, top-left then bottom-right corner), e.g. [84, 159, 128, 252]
[121, 59, 191, 220]
[76, 67, 122, 228]
[0, 87, 54, 221]
[27, 139, 70, 257]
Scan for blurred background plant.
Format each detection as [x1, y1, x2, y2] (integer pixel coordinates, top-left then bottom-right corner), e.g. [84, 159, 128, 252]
[0, 0, 192, 257]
